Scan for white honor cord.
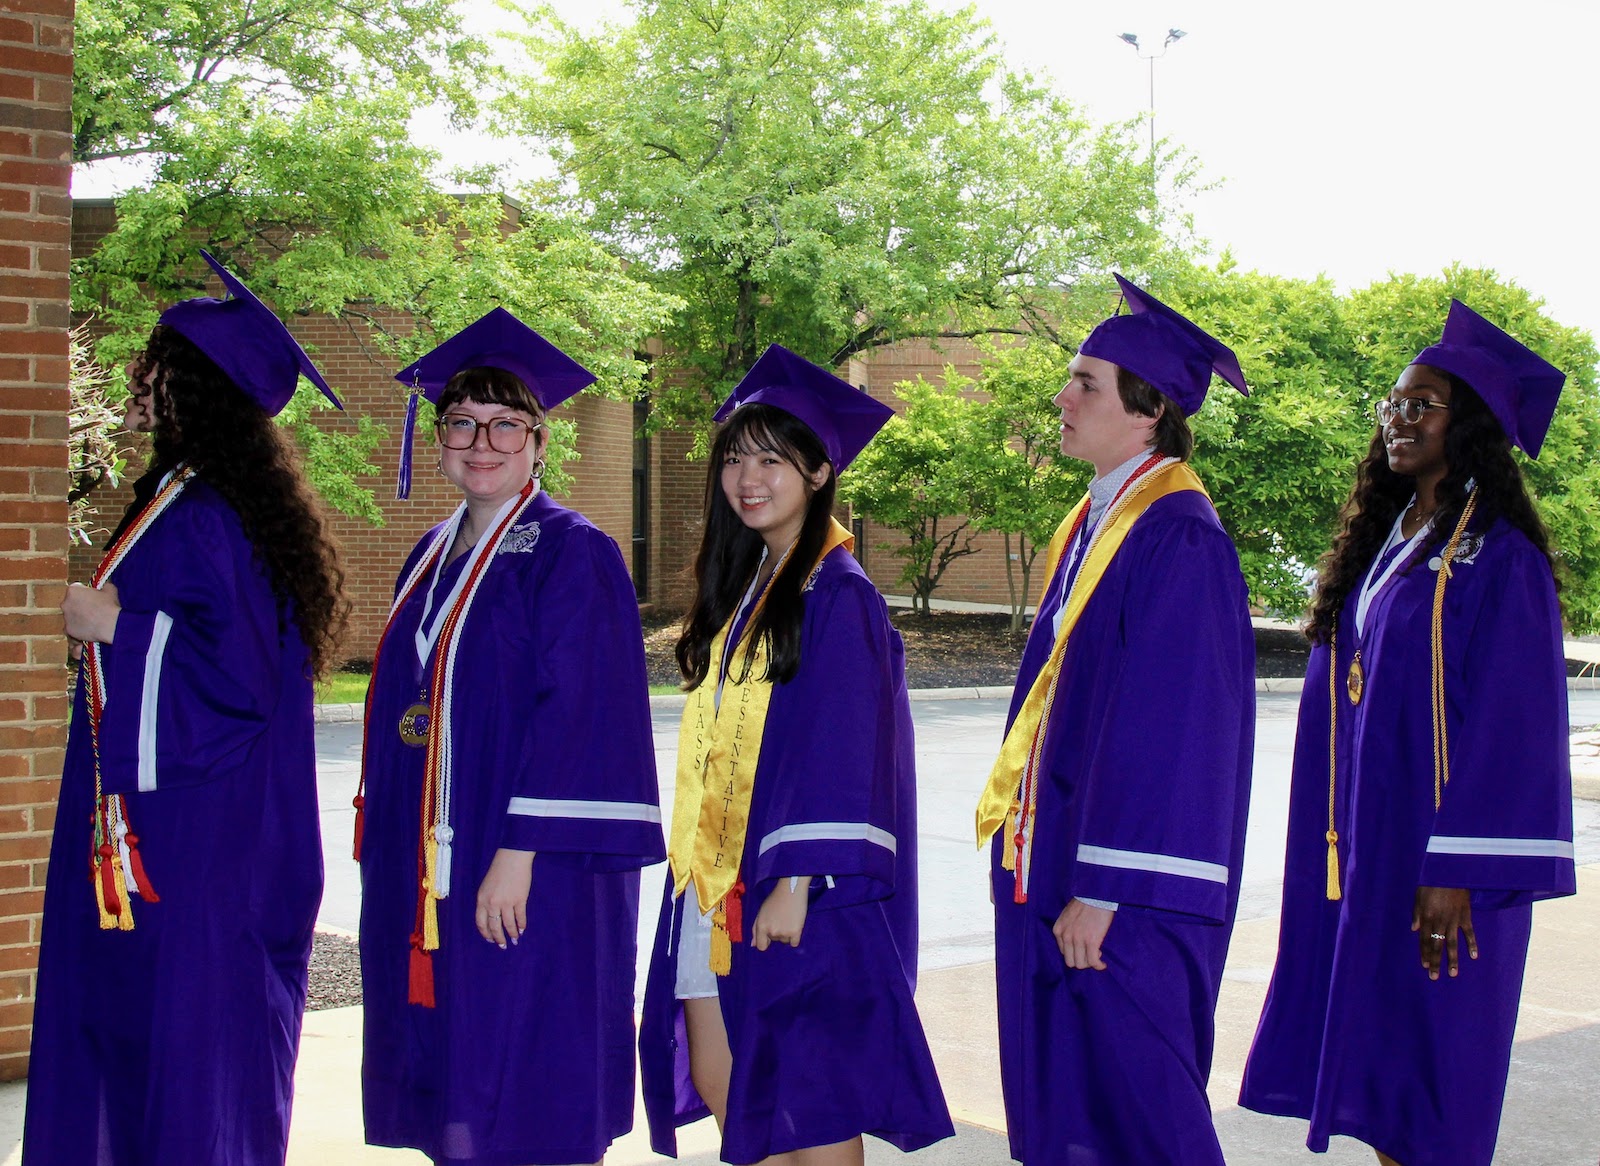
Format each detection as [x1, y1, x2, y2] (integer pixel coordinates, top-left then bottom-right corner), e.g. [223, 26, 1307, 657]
[429, 489, 541, 897]
[1354, 504, 1432, 637]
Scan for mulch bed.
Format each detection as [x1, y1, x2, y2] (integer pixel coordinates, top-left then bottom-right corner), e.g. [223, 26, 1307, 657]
[645, 608, 1312, 689]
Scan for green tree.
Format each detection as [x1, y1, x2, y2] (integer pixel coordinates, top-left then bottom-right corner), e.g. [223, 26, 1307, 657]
[962, 340, 1090, 631]
[502, 0, 1186, 439]
[839, 373, 986, 615]
[72, 0, 682, 518]
[1145, 258, 1369, 617]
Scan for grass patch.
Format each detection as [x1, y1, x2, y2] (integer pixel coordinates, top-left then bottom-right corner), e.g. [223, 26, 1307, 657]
[318, 673, 679, 704]
[316, 672, 370, 705]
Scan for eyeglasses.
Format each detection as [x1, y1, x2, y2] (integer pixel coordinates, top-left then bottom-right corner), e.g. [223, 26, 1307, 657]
[1375, 398, 1451, 426]
[435, 413, 541, 453]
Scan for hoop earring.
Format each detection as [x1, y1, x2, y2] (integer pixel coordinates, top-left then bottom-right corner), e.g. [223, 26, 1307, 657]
[531, 458, 546, 481]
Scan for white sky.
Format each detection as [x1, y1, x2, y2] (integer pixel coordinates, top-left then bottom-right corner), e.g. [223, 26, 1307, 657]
[76, 0, 1600, 350]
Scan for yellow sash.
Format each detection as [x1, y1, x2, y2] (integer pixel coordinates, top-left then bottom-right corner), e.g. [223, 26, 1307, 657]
[668, 520, 855, 961]
[974, 461, 1208, 873]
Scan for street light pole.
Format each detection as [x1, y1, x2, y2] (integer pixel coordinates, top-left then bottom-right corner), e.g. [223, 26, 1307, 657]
[1118, 28, 1187, 168]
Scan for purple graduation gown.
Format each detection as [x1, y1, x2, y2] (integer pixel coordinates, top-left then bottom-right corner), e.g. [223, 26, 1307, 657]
[992, 489, 1255, 1166]
[1239, 518, 1575, 1165]
[25, 474, 324, 1165]
[359, 491, 664, 1166]
[640, 547, 954, 1163]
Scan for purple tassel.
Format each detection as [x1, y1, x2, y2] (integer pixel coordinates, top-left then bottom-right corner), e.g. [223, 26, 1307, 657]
[397, 388, 420, 499]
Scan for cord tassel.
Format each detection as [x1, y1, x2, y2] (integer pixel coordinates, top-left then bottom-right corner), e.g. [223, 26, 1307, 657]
[351, 795, 365, 862]
[1325, 831, 1342, 901]
[408, 934, 436, 1007]
[123, 830, 159, 902]
[723, 881, 745, 943]
[93, 847, 119, 930]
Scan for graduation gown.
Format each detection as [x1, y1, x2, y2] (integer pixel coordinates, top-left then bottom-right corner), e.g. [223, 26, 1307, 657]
[359, 491, 664, 1166]
[1239, 517, 1575, 1165]
[25, 474, 324, 1165]
[639, 547, 953, 1164]
[991, 488, 1255, 1166]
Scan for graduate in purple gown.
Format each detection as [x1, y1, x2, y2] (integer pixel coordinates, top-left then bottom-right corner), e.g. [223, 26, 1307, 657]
[974, 274, 1256, 1165]
[1239, 302, 1576, 1166]
[640, 345, 953, 1165]
[27, 250, 349, 1164]
[356, 309, 664, 1166]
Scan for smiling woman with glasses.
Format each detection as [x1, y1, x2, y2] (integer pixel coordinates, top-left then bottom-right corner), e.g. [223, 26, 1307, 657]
[354, 308, 664, 1166]
[1240, 302, 1577, 1166]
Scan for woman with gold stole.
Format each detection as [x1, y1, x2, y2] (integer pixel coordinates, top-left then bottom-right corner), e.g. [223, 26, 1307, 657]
[27, 250, 347, 1164]
[1239, 302, 1577, 1165]
[355, 309, 664, 1165]
[640, 345, 953, 1164]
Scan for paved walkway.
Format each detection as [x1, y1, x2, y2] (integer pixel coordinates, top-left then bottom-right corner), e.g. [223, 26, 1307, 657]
[2, 692, 1596, 1164]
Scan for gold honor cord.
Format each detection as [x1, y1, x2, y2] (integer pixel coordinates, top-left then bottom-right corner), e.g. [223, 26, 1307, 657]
[1326, 627, 1342, 901]
[1432, 489, 1478, 810]
[1321, 486, 1479, 901]
[974, 461, 1208, 871]
[668, 520, 855, 973]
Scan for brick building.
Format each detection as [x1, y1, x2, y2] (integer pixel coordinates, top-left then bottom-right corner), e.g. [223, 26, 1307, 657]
[0, 0, 73, 1081]
[69, 201, 1024, 664]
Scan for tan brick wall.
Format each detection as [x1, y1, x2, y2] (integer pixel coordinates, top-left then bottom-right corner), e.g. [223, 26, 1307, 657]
[0, 0, 73, 1081]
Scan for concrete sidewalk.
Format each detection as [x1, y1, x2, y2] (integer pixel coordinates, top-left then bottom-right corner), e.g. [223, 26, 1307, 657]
[0, 865, 1566, 1165]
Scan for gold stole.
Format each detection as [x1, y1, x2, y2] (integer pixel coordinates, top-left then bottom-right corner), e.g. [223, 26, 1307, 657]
[668, 519, 854, 972]
[974, 462, 1208, 880]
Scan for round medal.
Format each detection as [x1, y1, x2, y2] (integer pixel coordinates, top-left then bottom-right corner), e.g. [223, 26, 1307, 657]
[1346, 652, 1364, 706]
[399, 702, 432, 747]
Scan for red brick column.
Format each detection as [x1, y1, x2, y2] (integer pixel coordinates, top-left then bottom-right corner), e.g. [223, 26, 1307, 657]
[0, 0, 74, 1080]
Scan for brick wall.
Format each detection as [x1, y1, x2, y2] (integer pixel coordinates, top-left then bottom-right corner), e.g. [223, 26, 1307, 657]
[0, 0, 73, 1081]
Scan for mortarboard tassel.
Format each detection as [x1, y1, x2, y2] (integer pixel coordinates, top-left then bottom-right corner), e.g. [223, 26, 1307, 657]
[396, 386, 420, 500]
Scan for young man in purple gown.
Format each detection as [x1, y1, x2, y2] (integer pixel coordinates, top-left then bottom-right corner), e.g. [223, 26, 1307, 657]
[975, 274, 1256, 1165]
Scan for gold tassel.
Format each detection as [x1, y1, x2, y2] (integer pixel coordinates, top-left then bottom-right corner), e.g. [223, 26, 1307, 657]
[110, 849, 135, 930]
[1325, 831, 1342, 901]
[421, 833, 441, 952]
[710, 902, 731, 976]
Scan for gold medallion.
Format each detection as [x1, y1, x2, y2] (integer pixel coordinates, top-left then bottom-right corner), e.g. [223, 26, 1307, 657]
[1346, 651, 1364, 706]
[398, 702, 432, 747]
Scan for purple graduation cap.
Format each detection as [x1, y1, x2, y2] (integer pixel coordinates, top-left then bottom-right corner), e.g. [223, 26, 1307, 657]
[713, 344, 894, 471]
[391, 307, 598, 498]
[1411, 300, 1566, 458]
[1077, 273, 1249, 416]
[158, 250, 342, 417]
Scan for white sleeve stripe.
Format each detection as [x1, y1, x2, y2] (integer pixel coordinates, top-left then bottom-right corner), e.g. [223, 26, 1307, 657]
[1076, 844, 1229, 885]
[136, 612, 173, 793]
[506, 796, 662, 824]
[757, 821, 897, 857]
[1426, 836, 1575, 860]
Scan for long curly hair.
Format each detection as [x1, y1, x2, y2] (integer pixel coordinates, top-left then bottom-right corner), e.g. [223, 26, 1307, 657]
[1305, 370, 1556, 644]
[135, 325, 350, 678]
[676, 405, 837, 688]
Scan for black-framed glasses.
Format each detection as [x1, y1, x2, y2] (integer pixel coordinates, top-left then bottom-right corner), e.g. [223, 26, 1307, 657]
[1375, 398, 1451, 426]
[435, 413, 541, 453]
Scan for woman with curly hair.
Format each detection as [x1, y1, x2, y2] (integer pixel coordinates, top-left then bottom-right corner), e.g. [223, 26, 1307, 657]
[26, 251, 348, 1165]
[640, 346, 952, 1165]
[1240, 301, 1577, 1166]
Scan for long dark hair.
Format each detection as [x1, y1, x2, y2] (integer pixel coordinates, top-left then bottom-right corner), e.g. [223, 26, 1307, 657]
[676, 404, 837, 688]
[137, 325, 350, 678]
[1305, 370, 1556, 644]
